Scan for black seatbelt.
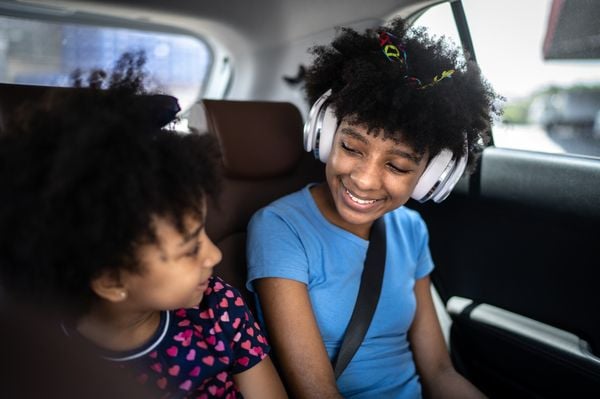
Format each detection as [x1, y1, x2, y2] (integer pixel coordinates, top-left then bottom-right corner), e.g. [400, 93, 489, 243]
[332, 217, 386, 379]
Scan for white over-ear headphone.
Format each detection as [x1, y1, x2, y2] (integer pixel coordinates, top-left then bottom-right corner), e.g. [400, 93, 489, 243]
[303, 89, 468, 203]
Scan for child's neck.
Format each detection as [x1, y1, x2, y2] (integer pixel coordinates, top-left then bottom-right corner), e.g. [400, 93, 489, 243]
[76, 303, 162, 352]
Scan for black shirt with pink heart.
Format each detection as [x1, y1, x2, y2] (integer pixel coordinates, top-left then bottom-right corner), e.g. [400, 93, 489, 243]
[108, 276, 270, 398]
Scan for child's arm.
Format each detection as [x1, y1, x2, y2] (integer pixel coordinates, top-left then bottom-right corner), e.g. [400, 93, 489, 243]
[233, 355, 288, 398]
[255, 277, 343, 399]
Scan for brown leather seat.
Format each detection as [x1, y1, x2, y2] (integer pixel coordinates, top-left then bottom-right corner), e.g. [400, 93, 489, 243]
[202, 99, 324, 311]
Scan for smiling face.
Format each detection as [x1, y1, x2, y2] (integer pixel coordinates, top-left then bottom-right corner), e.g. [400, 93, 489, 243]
[315, 119, 428, 238]
[119, 212, 222, 311]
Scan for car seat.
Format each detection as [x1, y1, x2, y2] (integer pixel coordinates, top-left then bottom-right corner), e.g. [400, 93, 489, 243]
[199, 99, 324, 312]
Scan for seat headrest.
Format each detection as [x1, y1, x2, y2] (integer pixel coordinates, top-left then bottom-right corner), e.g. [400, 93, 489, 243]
[200, 99, 304, 179]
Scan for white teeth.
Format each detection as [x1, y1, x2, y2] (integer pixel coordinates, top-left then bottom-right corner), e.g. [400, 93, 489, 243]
[346, 189, 376, 205]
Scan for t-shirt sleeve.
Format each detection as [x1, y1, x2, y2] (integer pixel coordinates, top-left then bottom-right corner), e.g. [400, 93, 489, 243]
[413, 213, 435, 279]
[246, 208, 310, 292]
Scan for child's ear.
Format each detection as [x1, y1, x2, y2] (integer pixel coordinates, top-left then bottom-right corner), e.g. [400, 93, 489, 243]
[90, 270, 128, 303]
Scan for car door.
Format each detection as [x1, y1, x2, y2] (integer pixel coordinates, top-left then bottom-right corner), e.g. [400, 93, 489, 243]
[408, 1, 600, 397]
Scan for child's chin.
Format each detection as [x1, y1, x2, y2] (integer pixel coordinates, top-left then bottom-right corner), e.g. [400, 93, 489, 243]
[172, 294, 204, 310]
[182, 295, 204, 309]
[190, 293, 205, 308]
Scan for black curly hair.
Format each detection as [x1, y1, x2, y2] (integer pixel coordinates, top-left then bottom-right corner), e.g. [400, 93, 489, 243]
[0, 53, 221, 316]
[304, 17, 502, 171]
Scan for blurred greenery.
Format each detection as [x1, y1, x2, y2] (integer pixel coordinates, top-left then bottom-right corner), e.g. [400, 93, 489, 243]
[502, 84, 600, 125]
[502, 98, 531, 124]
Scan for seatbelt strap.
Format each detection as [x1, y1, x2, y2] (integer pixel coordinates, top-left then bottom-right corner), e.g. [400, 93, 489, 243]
[332, 217, 386, 379]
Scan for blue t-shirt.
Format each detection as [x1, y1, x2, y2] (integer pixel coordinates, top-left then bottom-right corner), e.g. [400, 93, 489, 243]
[246, 184, 434, 399]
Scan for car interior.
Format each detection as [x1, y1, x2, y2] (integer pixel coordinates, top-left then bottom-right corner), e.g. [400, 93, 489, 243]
[198, 99, 324, 313]
[1, 0, 599, 397]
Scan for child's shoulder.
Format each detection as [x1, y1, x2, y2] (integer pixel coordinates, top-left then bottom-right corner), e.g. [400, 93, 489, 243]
[386, 206, 430, 239]
[390, 205, 425, 223]
[260, 185, 309, 213]
[204, 276, 247, 308]
[182, 276, 251, 325]
[250, 184, 315, 228]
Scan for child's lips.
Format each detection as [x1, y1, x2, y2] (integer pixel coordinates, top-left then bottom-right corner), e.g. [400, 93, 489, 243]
[340, 181, 383, 210]
[346, 188, 377, 205]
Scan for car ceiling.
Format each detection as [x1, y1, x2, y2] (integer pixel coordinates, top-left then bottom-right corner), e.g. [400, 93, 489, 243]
[7, 0, 440, 46]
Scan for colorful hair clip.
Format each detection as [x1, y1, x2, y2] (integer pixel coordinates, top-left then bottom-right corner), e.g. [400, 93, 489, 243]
[416, 69, 455, 90]
[378, 31, 407, 65]
[378, 31, 455, 90]
[404, 76, 422, 87]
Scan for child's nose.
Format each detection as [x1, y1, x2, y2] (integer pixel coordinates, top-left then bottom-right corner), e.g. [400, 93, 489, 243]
[350, 160, 382, 191]
[203, 237, 222, 269]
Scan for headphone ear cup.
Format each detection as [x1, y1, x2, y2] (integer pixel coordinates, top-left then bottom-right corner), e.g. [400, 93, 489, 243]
[303, 89, 338, 163]
[316, 105, 337, 162]
[431, 153, 467, 202]
[411, 149, 455, 203]
[412, 134, 469, 203]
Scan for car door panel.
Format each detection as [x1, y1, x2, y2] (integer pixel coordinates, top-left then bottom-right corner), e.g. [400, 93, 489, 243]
[411, 147, 600, 397]
[449, 296, 600, 397]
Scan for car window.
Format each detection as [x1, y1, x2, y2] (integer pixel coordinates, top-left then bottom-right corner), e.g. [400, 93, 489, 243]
[0, 15, 211, 112]
[414, 0, 600, 159]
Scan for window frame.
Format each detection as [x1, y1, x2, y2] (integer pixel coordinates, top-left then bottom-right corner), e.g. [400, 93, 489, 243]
[0, 1, 214, 106]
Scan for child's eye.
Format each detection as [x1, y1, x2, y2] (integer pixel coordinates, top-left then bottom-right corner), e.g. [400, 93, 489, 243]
[387, 163, 410, 174]
[186, 244, 200, 258]
[341, 141, 360, 155]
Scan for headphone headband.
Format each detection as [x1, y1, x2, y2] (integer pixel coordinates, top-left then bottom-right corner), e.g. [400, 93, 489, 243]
[303, 89, 331, 152]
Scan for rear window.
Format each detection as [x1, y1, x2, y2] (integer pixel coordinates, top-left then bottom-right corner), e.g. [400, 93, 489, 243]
[0, 15, 211, 111]
[414, 0, 600, 159]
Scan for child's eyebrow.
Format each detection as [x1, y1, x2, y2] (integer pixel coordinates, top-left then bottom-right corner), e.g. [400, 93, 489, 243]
[387, 147, 422, 164]
[340, 127, 369, 144]
[340, 126, 422, 164]
[180, 223, 203, 246]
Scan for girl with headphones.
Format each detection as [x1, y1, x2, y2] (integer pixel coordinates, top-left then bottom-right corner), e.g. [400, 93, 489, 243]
[246, 18, 500, 398]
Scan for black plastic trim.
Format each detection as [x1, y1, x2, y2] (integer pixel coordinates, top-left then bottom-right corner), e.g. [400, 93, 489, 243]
[480, 147, 600, 219]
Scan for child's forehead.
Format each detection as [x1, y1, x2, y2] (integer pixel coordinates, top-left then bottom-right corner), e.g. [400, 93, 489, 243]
[151, 210, 205, 239]
[137, 214, 204, 262]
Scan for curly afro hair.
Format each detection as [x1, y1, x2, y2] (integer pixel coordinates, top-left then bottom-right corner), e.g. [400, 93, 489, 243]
[304, 17, 502, 171]
[0, 53, 221, 316]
